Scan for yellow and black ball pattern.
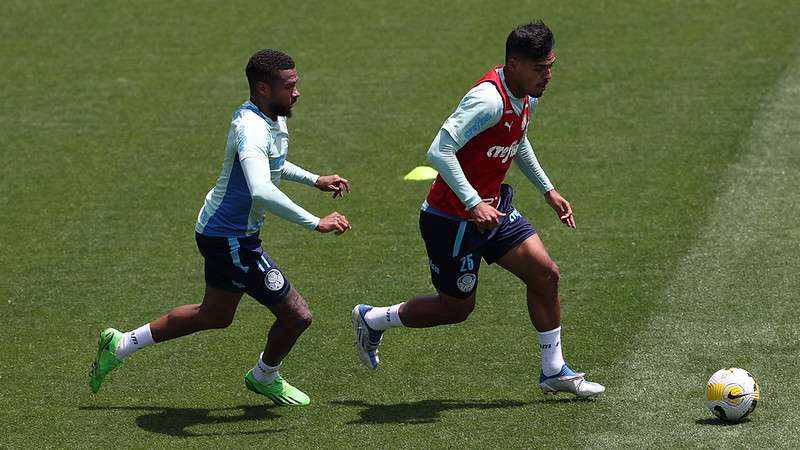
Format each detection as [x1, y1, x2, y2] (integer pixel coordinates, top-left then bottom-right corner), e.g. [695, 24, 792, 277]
[706, 368, 759, 422]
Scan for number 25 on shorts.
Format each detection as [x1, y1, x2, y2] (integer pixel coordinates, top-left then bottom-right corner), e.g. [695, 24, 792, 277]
[459, 254, 475, 272]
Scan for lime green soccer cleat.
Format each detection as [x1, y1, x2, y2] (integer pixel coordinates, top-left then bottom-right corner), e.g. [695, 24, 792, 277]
[244, 370, 310, 406]
[89, 328, 124, 393]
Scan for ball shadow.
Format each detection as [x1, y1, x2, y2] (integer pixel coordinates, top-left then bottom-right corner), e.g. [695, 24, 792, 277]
[694, 417, 752, 426]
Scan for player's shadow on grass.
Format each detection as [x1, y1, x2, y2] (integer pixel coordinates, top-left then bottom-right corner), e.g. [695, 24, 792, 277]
[331, 399, 528, 424]
[81, 405, 286, 437]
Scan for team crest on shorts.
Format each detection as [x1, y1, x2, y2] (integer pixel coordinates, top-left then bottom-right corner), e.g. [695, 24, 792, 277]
[456, 273, 476, 293]
[264, 269, 285, 291]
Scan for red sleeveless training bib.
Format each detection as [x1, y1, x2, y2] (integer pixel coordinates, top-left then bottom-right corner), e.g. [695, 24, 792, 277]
[426, 66, 529, 219]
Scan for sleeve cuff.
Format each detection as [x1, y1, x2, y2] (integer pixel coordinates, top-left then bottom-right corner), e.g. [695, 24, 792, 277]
[305, 216, 320, 230]
[464, 193, 482, 209]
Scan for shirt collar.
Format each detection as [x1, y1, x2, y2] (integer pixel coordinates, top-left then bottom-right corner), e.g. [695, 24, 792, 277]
[243, 100, 276, 125]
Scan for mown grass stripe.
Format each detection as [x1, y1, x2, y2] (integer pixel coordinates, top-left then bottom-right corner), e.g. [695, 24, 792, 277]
[577, 47, 800, 448]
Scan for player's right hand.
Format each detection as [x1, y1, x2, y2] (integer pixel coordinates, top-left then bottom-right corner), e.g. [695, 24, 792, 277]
[468, 202, 506, 233]
[316, 212, 351, 235]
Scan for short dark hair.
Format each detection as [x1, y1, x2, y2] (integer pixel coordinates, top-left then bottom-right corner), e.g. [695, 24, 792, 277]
[505, 21, 554, 62]
[246, 49, 295, 92]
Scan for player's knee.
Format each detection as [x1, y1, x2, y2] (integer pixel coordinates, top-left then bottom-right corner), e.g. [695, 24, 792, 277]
[280, 303, 312, 331]
[283, 292, 313, 331]
[546, 263, 560, 285]
[449, 306, 473, 323]
[291, 309, 313, 331]
[528, 262, 560, 288]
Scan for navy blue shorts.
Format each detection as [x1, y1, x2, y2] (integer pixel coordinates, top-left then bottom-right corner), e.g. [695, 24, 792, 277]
[420, 184, 536, 299]
[195, 233, 292, 306]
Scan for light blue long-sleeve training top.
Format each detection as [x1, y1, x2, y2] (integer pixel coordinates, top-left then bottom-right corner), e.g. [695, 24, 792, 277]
[196, 101, 320, 237]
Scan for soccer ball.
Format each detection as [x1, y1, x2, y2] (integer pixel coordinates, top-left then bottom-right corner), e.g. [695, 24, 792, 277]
[706, 368, 760, 422]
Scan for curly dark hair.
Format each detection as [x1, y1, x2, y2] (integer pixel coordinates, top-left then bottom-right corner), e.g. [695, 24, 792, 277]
[245, 49, 295, 92]
[505, 21, 554, 62]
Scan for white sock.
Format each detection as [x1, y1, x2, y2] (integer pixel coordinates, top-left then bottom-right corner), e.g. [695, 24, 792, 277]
[538, 326, 565, 377]
[116, 323, 155, 360]
[253, 353, 281, 384]
[364, 304, 404, 331]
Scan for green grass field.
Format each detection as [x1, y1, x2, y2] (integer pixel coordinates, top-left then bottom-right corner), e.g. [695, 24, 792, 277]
[2, 0, 800, 448]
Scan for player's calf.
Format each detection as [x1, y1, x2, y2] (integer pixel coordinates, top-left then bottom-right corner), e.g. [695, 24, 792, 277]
[397, 293, 476, 327]
[261, 289, 313, 365]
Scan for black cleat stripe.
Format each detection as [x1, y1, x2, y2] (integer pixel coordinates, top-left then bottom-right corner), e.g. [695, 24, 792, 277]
[269, 393, 288, 405]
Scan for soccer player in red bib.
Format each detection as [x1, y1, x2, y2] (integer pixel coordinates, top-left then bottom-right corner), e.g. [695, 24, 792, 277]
[352, 21, 604, 397]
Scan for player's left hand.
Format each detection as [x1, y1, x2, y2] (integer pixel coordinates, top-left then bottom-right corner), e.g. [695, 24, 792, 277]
[315, 175, 351, 198]
[544, 190, 576, 229]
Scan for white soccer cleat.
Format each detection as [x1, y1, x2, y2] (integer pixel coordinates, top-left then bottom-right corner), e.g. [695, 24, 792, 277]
[539, 364, 605, 398]
[351, 304, 383, 370]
